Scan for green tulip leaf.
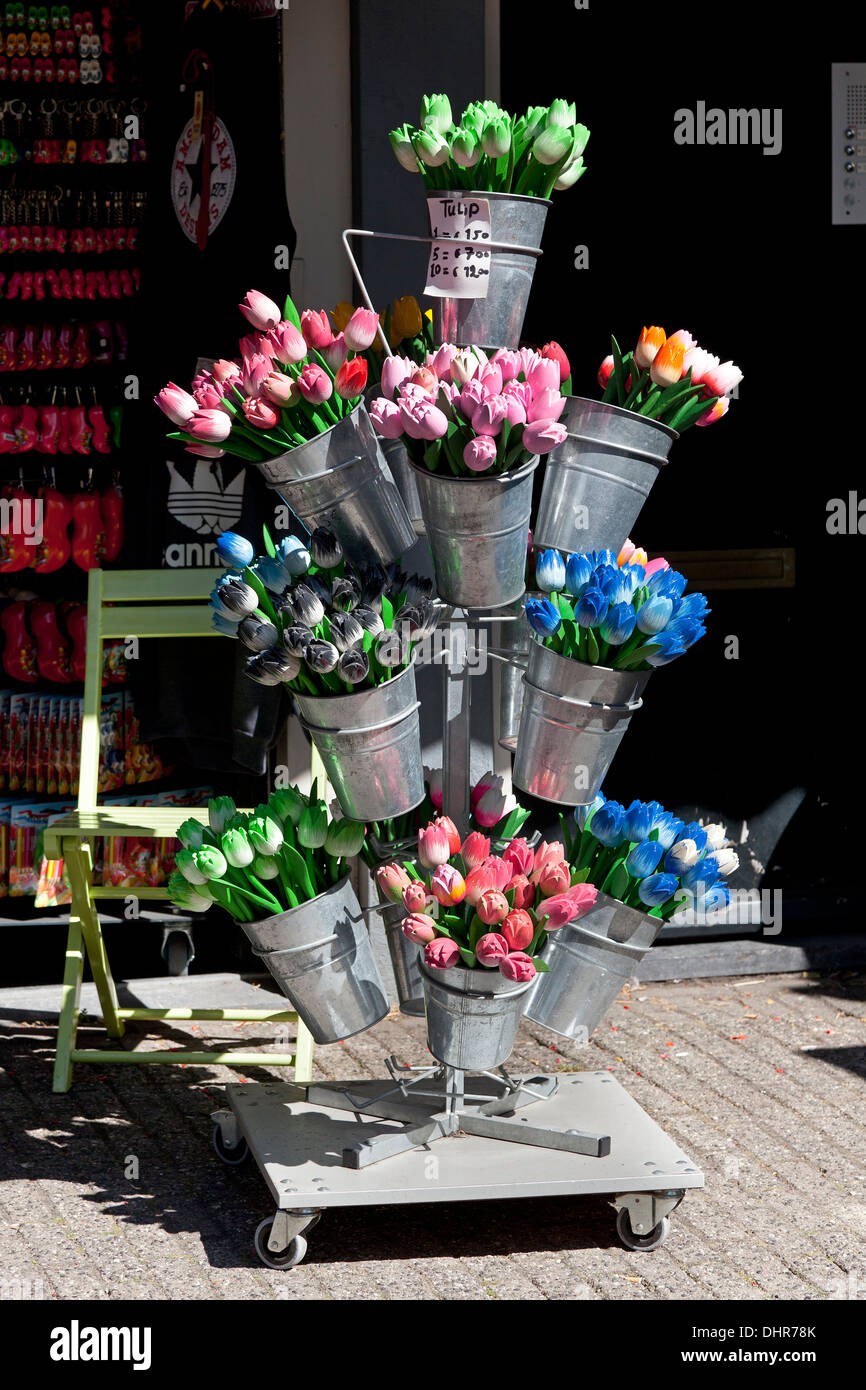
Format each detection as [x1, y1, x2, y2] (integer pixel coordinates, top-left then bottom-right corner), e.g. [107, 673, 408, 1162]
[601, 861, 630, 901]
[282, 293, 303, 332]
[459, 947, 477, 969]
[262, 524, 276, 558]
[585, 628, 600, 664]
[531, 958, 551, 972]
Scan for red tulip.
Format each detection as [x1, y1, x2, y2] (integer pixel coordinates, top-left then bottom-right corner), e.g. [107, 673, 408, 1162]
[424, 937, 461, 970]
[433, 815, 461, 857]
[460, 831, 490, 870]
[597, 354, 614, 389]
[509, 873, 535, 910]
[503, 837, 534, 877]
[502, 908, 534, 952]
[300, 309, 333, 351]
[499, 952, 536, 982]
[541, 340, 570, 383]
[335, 355, 368, 400]
[476, 933, 509, 968]
[243, 398, 280, 430]
[464, 862, 500, 906]
[477, 889, 509, 926]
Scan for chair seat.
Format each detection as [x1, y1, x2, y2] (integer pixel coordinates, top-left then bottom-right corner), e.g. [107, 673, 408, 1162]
[44, 806, 208, 856]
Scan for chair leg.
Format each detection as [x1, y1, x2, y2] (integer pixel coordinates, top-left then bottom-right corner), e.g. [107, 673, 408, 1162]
[293, 1019, 314, 1084]
[63, 840, 125, 1039]
[53, 920, 85, 1093]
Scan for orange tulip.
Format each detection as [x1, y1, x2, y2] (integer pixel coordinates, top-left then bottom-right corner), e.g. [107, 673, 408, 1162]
[634, 325, 666, 370]
[649, 339, 685, 387]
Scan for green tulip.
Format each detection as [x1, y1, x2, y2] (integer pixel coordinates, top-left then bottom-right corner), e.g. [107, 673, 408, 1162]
[221, 826, 254, 868]
[389, 123, 419, 173]
[192, 846, 228, 880]
[174, 848, 209, 886]
[168, 871, 212, 912]
[252, 854, 281, 881]
[522, 105, 547, 141]
[269, 785, 307, 827]
[460, 102, 487, 138]
[481, 117, 511, 159]
[530, 125, 574, 166]
[554, 156, 586, 190]
[546, 99, 576, 128]
[177, 817, 209, 850]
[412, 127, 450, 167]
[421, 92, 453, 134]
[208, 794, 237, 836]
[324, 818, 366, 859]
[571, 123, 590, 159]
[297, 803, 328, 849]
[249, 814, 284, 858]
[451, 126, 481, 168]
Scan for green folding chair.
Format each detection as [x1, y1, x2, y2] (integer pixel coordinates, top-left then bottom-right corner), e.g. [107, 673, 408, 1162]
[45, 567, 315, 1093]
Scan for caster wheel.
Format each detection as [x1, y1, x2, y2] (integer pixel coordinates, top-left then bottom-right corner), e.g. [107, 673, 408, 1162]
[254, 1217, 307, 1270]
[164, 932, 191, 977]
[616, 1208, 670, 1251]
[212, 1125, 249, 1166]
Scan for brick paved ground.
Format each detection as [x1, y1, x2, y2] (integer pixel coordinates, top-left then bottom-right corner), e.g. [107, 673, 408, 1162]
[1, 970, 864, 1301]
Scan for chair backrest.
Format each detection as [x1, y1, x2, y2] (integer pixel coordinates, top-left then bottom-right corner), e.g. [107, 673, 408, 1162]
[79, 567, 223, 811]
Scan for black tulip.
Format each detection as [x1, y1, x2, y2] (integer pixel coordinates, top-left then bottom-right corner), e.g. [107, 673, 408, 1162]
[337, 647, 370, 685]
[331, 576, 360, 612]
[375, 629, 409, 669]
[237, 617, 279, 652]
[283, 623, 314, 657]
[328, 611, 365, 652]
[218, 577, 259, 616]
[394, 603, 425, 638]
[310, 526, 343, 569]
[245, 648, 300, 686]
[353, 605, 384, 637]
[291, 583, 325, 629]
[404, 574, 435, 606]
[305, 639, 340, 673]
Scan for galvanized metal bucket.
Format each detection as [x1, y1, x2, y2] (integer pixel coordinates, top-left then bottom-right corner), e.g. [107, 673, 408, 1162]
[411, 456, 539, 608]
[376, 900, 425, 1016]
[525, 639, 653, 707]
[512, 682, 639, 805]
[535, 397, 678, 556]
[524, 892, 663, 1040]
[429, 191, 549, 350]
[241, 875, 389, 1044]
[496, 597, 531, 751]
[294, 663, 424, 822]
[420, 960, 534, 1071]
[253, 404, 415, 567]
[381, 437, 424, 536]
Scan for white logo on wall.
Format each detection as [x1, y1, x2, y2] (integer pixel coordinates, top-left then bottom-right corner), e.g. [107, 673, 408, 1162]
[164, 459, 244, 567]
[170, 116, 237, 243]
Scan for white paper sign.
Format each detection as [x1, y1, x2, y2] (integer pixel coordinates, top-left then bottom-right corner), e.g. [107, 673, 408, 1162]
[425, 196, 491, 299]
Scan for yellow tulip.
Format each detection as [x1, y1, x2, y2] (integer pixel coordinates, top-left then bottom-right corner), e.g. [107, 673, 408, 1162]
[331, 301, 356, 334]
[390, 295, 423, 343]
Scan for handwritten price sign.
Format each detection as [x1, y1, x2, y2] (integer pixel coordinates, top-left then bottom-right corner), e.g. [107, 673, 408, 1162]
[425, 196, 491, 300]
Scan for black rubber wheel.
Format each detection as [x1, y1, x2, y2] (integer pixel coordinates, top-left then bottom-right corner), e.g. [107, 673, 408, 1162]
[212, 1125, 249, 1166]
[165, 933, 192, 977]
[616, 1207, 670, 1251]
[254, 1217, 307, 1270]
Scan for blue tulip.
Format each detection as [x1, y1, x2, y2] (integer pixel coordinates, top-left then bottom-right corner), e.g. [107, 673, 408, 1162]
[673, 591, 710, 622]
[565, 552, 593, 596]
[252, 556, 291, 594]
[525, 597, 561, 638]
[588, 799, 625, 846]
[637, 873, 679, 907]
[575, 587, 608, 628]
[577, 791, 605, 829]
[211, 611, 241, 635]
[648, 567, 688, 601]
[622, 799, 654, 843]
[666, 616, 706, 649]
[622, 564, 645, 594]
[634, 630, 686, 667]
[600, 601, 636, 646]
[679, 858, 720, 893]
[653, 813, 685, 850]
[535, 549, 566, 592]
[276, 535, 312, 577]
[646, 800, 664, 824]
[592, 549, 618, 568]
[636, 594, 673, 634]
[680, 822, 708, 854]
[625, 839, 664, 877]
[697, 883, 731, 914]
[216, 531, 254, 570]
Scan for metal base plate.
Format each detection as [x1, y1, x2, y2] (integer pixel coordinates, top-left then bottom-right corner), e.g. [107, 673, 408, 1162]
[226, 1072, 704, 1210]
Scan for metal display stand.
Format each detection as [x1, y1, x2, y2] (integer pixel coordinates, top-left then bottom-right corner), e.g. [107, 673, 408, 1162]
[209, 229, 704, 1269]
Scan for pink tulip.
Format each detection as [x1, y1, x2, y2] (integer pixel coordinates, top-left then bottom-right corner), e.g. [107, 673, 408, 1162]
[239, 290, 281, 333]
[399, 397, 448, 441]
[478, 362, 503, 395]
[473, 394, 509, 436]
[402, 912, 438, 945]
[376, 863, 411, 902]
[702, 360, 742, 397]
[667, 328, 697, 352]
[491, 348, 521, 382]
[437, 381, 460, 419]
[682, 347, 719, 387]
[186, 443, 225, 458]
[300, 309, 333, 351]
[424, 937, 461, 970]
[509, 874, 535, 910]
[343, 307, 380, 352]
[521, 420, 567, 455]
[527, 387, 565, 424]
[464, 863, 501, 907]
[266, 321, 307, 365]
[427, 343, 458, 378]
[321, 333, 348, 371]
[369, 397, 405, 439]
[502, 394, 527, 427]
[263, 371, 299, 407]
[474, 783, 518, 828]
[381, 354, 413, 400]
[213, 359, 242, 384]
[502, 908, 534, 952]
[155, 383, 197, 427]
[433, 815, 461, 856]
[475, 933, 509, 968]
[527, 358, 560, 395]
[187, 408, 232, 443]
[463, 436, 498, 473]
[432, 863, 466, 907]
[460, 831, 490, 870]
[565, 883, 598, 918]
[425, 766, 443, 810]
[242, 352, 272, 398]
[477, 889, 509, 926]
[499, 952, 536, 982]
[410, 366, 438, 398]
[471, 771, 501, 810]
[517, 347, 541, 379]
[239, 332, 274, 362]
[194, 381, 226, 410]
[503, 837, 534, 877]
[458, 378, 487, 425]
[643, 556, 670, 578]
[534, 893, 576, 930]
[418, 823, 450, 870]
[403, 880, 432, 914]
[531, 841, 567, 882]
[482, 856, 513, 893]
[297, 363, 333, 405]
[244, 398, 280, 429]
[538, 860, 571, 897]
[503, 378, 533, 410]
[696, 396, 730, 427]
